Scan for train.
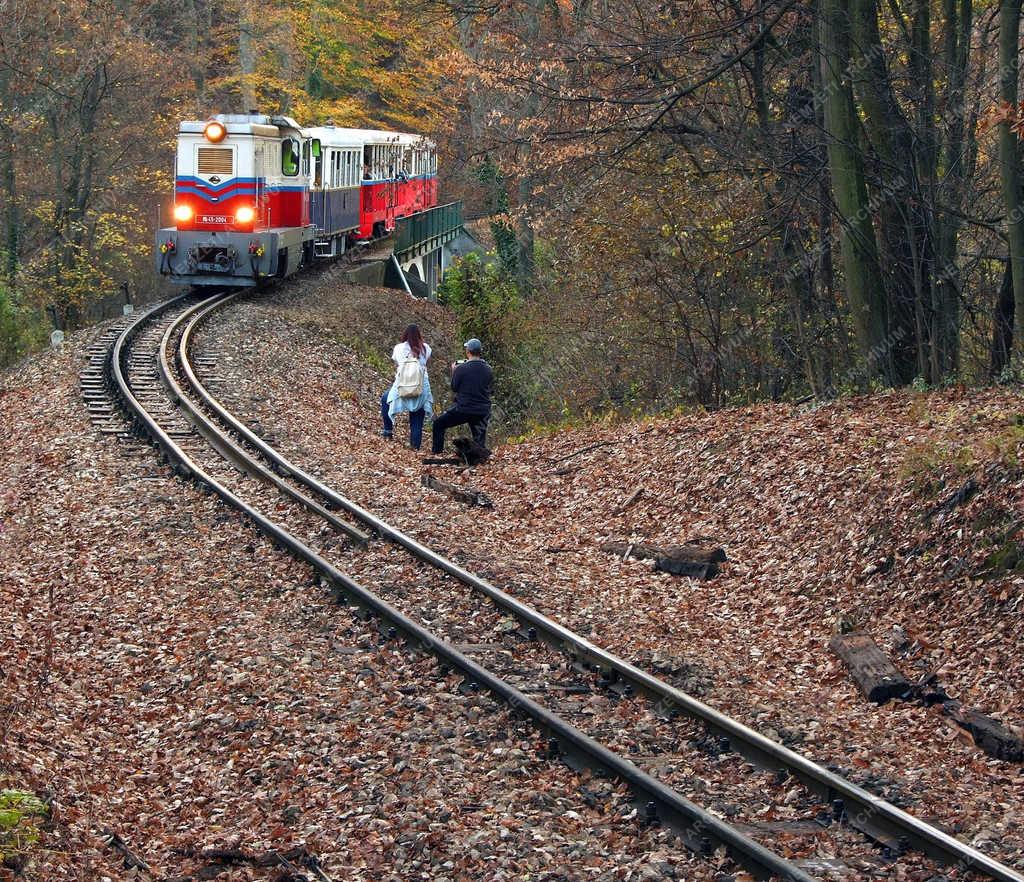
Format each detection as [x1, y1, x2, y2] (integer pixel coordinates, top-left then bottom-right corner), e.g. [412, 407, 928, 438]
[155, 113, 438, 287]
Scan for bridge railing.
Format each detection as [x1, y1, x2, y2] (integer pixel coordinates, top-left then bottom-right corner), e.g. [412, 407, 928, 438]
[394, 201, 464, 258]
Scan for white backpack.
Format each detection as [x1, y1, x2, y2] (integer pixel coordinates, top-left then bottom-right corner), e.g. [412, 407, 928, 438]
[396, 357, 425, 398]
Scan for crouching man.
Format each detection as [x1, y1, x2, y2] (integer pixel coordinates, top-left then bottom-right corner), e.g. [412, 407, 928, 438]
[430, 337, 493, 455]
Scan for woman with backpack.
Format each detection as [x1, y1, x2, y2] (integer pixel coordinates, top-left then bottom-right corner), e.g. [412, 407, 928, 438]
[381, 324, 432, 449]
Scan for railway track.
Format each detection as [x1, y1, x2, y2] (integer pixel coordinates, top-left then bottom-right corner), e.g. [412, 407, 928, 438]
[95, 290, 1024, 882]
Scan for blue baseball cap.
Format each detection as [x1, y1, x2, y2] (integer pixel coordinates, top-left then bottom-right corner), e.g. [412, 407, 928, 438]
[463, 338, 482, 353]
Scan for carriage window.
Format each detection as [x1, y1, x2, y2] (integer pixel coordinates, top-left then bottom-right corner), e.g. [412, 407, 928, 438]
[312, 140, 322, 187]
[302, 140, 311, 176]
[281, 138, 299, 176]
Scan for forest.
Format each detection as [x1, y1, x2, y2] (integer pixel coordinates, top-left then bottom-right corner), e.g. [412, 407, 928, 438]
[2, 0, 1024, 423]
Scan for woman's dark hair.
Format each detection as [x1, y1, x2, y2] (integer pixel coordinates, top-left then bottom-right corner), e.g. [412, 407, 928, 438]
[401, 323, 425, 358]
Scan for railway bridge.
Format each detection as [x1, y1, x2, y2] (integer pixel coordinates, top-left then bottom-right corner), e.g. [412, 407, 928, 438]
[343, 201, 479, 299]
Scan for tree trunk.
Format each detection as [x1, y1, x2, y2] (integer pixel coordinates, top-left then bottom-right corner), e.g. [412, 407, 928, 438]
[516, 174, 535, 293]
[239, 0, 258, 112]
[991, 260, 1016, 378]
[999, 0, 1024, 364]
[184, 0, 210, 111]
[849, 0, 928, 384]
[514, 0, 542, 296]
[819, 0, 890, 380]
[1, 145, 14, 287]
[932, 0, 973, 379]
[0, 69, 17, 288]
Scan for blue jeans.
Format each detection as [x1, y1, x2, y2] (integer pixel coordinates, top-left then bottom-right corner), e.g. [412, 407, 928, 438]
[381, 392, 425, 449]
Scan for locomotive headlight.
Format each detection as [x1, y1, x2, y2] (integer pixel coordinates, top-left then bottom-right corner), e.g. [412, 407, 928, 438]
[203, 120, 227, 143]
[235, 205, 256, 224]
[173, 203, 193, 222]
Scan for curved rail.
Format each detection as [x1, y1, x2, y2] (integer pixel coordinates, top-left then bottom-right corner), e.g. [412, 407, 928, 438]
[108, 294, 818, 882]
[174, 294, 1024, 882]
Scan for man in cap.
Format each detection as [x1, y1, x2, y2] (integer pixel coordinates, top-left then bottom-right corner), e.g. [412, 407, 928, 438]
[430, 337, 493, 455]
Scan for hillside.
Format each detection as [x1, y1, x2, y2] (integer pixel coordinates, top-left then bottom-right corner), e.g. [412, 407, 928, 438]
[2, 279, 1023, 878]
[211, 283, 1024, 863]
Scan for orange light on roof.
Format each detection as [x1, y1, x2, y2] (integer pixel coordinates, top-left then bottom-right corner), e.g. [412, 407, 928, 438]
[235, 205, 255, 224]
[204, 120, 227, 143]
[173, 203, 193, 222]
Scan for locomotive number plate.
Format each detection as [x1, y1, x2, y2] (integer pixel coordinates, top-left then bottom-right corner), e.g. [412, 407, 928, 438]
[199, 215, 228, 224]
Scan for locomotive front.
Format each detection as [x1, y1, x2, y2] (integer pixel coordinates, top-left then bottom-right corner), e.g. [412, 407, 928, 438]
[155, 114, 314, 286]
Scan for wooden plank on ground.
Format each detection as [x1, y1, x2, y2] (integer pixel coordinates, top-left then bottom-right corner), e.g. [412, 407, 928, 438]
[421, 473, 493, 507]
[944, 702, 1024, 761]
[601, 539, 726, 580]
[601, 540, 726, 564]
[828, 632, 910, 704]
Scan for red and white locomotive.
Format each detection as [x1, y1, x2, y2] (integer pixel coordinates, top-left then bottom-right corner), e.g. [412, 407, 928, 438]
[155, 113, 438, 286]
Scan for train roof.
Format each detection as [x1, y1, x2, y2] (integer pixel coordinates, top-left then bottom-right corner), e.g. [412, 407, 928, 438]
[305, 125, 434, 149]
[178, 115, 431, 148]
[179, 114, 303, 137]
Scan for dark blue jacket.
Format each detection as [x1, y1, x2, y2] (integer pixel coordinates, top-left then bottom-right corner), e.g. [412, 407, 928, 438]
[451, 359, 493, 415]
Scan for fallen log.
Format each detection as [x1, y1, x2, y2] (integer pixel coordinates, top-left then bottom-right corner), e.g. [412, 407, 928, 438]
[944, 702, 1024, 762]
[600, 539, 726, 580]
[601, 540, 726, 564]
[422, 473, 493, 507]
[828, 632, 911, 704]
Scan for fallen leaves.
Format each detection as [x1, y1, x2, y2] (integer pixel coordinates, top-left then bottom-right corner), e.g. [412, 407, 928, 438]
[1, 300, 719, 881]
[201, 282, 1024, 871]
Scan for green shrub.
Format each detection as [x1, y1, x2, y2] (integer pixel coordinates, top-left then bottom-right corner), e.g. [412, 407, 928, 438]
[0, 285, 47, 369]
[0, 789, 48, 866]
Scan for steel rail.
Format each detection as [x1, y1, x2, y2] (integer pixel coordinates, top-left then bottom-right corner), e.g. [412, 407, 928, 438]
[156, 293, 370, 545]
[107, 294, 817, 882]
[108, 292, 200, 471]
[176, 294, 1024, 882]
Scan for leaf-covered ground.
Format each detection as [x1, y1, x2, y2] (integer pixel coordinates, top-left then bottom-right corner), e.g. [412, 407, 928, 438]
[2, 277, 1023, 879]
[0, 295, 709, 880]
[202, 282, 1024, 870]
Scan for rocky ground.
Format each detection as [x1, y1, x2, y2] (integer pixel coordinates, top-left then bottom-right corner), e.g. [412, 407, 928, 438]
[2, 274, 1023, 881]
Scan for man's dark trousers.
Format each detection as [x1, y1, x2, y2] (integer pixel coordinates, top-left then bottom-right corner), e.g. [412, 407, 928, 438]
[431, 407, 489, 454]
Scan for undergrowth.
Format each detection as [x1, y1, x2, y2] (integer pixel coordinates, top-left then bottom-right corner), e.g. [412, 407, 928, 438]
[0, 788, 48, 870]
[899, 411, 1024, 494]
[335, 333, 393, 377]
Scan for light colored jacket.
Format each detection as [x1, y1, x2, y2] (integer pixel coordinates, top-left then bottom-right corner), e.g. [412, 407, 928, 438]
[386, 341, 433, 417]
